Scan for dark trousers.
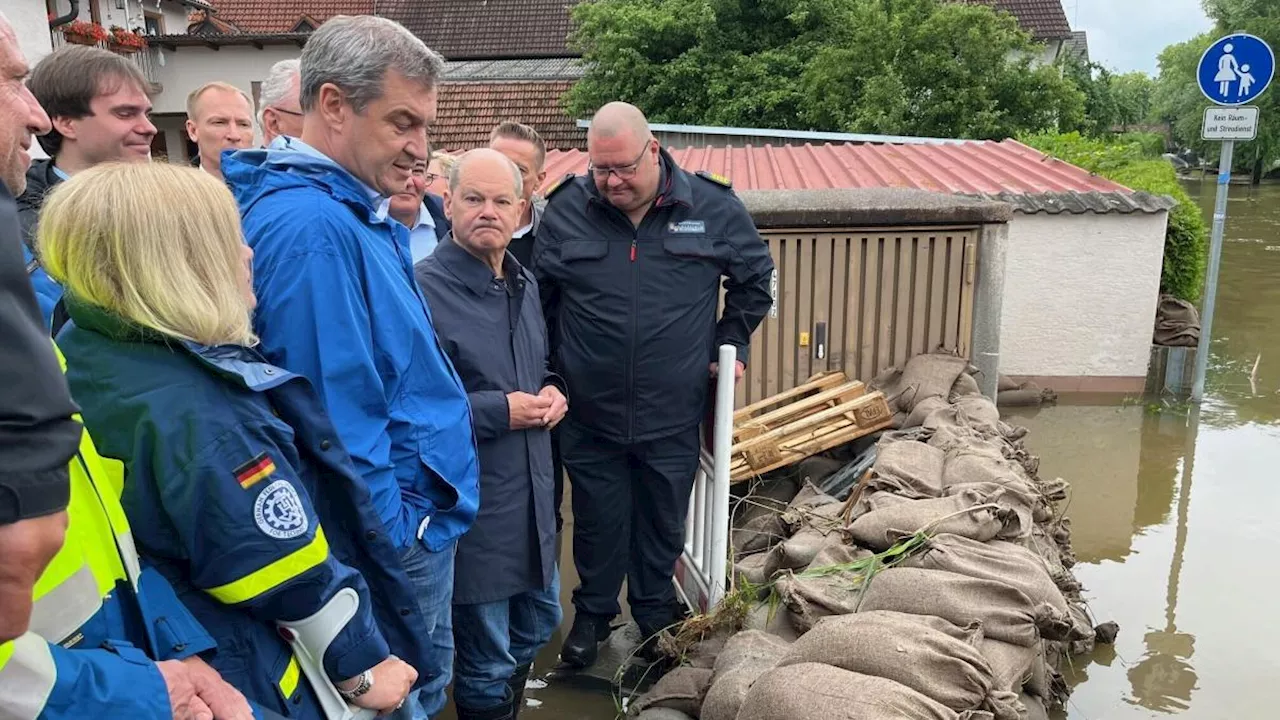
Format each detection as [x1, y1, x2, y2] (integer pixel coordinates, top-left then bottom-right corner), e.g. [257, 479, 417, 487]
[561, 421, 701, 632]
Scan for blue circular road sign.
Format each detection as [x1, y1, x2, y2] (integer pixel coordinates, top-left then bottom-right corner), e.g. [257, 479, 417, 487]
[1198, 33, 1275, 106]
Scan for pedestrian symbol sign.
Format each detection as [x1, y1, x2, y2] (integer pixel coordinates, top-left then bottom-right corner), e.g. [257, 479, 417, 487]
[1198, 33, 1274, 106]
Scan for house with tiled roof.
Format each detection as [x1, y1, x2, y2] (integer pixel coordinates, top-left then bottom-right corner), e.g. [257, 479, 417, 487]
[957, 0, 1075, 65]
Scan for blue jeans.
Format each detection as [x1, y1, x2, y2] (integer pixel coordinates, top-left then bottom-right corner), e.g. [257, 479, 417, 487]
[389, 539, 456, 720]
[452, 571, 562, 711]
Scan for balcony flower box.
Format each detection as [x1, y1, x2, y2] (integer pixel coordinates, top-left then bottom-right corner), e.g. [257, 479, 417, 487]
[108, 27, 147, 54]
[62, 20, 109, 46]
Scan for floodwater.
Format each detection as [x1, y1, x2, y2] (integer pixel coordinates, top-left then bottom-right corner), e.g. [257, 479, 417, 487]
[443, 179, 1280, 720]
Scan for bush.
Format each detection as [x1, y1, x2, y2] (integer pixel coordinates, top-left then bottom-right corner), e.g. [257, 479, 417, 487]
[1019, 132, 1207, 302]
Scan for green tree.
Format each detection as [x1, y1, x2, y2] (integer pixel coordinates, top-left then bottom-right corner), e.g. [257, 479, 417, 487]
[565, 0, 1084, 139]
[1112, 72, 1158, 127]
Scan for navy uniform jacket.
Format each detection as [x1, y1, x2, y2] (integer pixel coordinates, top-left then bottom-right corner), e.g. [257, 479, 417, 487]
[534, 149, 775, 443]
[58, 299, 432, 717]
[415, 237, 560, 604]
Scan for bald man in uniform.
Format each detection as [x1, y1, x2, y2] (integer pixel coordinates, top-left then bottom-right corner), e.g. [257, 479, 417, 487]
[533, 102, 774, 667]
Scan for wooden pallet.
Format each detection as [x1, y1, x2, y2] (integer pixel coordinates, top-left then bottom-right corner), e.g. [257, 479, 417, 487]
[729, 372, 892, 482]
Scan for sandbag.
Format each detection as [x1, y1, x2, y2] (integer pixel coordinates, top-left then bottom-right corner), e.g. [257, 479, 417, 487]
[732, 512, 786, 557]
[941, 444, 1022, 488]
[626, 667, 712, 718]
[998, 375, 1021, 393]
[737, 662, 985, 720]
[774, 570, 862, 633]
[944, 482, 1036, 538]
[903, 535, 1069, 616]
[903, 395, 950, 430]
[856, 568, 1067, 647]
[701, 631, 792, 720]
[953, 395, 1001, 429]
[734, 550, 780, 587]
[950, 372, 983, 400]
[848, 490, 1005, 550]
[846, 489, 911, 522]
[743, 601, 802, 642]
[806, 542, 872, 571]
[868, 441, 946, 499]
[635, 709, 695, 720]
[980, 639, 1051, 700]
[778, 612, 1020, 720]
[776, 527, 846, 570]
[1022, 694, 1050, 720]
[1153, 294, 1200, 347]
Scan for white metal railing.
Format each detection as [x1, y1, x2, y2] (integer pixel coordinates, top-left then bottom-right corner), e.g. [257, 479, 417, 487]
[674, 344, 735, 614]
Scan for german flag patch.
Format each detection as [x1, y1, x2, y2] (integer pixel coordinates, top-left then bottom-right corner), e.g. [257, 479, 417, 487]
[235, 452, 276, 489]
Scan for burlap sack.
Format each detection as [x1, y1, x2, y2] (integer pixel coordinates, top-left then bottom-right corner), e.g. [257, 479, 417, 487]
[1153, 294, 1200, 347]
[744, 601, 802, 642]
[954, 395, 1001, 428]
[701, 631, 792, 720]
[951, 372, 983, 400]
[626, 667, 712, 718]
[734, 550, 780, 587]
[981, 639, 1052, 702]
[732, 512, 787, 557]
[855, 568, 1064, 647]
[737, 662, 989, 720]
[904, 535, 1069, 617]
[998, 375, 1020, 393]
[941, 444, 1022, 488]
[903, 395, 950, 430]
[846, 489, 910, 522]
[781, 482, 841, 532]
[944, 482, 1036, 538]
[1022, 693, 1050, 720]
[775, 570, 862, 633]
[868, 441, 946, 499]
[776, 527, 847, 570]
[848, 490, 1005, 551]
[806, 542, 872, 571]
[635, 709, 695, 720]
[778, 611, 1021, 720]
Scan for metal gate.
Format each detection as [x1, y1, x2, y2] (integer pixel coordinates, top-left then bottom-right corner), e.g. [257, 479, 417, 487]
[738, 227, 979, 405]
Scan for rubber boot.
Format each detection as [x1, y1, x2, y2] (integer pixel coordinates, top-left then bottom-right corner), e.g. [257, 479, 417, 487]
[506, 663, 532, 719]
[559, 612, 613, 668]
[454, 692, 515, 720]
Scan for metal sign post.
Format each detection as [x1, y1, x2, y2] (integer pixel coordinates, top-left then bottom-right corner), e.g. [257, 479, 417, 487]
[1190, 33, 1275, 402]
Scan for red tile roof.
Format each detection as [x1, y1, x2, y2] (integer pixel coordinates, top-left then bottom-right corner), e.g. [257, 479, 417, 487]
[206, 0, 372, 34]
[955, 0, 1072, 40]
[536, 140, 1128, 195]
[376, 0, 576, 59]
[433, 81, 584, 151]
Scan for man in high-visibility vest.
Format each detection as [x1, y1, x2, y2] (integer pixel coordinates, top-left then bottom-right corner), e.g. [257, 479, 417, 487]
[0, 347, 263, 720]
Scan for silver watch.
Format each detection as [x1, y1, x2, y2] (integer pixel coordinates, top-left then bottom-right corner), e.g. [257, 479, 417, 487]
[338, 669, 375, 701]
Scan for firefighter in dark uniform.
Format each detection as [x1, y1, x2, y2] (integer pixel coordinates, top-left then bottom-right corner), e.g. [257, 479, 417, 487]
[533, 102, 774, 667]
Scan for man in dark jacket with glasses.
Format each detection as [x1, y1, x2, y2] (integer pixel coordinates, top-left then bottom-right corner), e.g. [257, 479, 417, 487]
[533, 101, 774, 668]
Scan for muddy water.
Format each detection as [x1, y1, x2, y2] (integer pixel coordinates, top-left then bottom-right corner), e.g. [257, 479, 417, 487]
[444, 180, 1280, 719]
[1010, 179, 1280, 719]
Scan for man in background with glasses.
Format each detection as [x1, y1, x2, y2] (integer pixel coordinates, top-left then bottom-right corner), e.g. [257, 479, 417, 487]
[390, 158, 450, 261]
[258, 59, 303, 147]
[533, 101, 774, 669]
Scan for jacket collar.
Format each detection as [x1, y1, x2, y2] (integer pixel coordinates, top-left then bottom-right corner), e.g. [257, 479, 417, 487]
[585, 146, 692, 212]
[64, 295, 296, 392]
[17, 159, 63, 217]
[432, 234, 525, 298]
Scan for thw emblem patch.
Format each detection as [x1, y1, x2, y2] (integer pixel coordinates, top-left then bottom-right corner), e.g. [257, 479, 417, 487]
[254, 480, 308, 540]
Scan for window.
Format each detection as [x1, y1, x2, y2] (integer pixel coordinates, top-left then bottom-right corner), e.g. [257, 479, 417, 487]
[143, 11, 164, 36]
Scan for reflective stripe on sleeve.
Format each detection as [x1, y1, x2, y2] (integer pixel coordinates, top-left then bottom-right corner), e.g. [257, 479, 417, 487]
[0, 633, 57, 720]
[27, 563, 104, 644]
[279, 655, 301, 698]
[205, 528, 330, 605]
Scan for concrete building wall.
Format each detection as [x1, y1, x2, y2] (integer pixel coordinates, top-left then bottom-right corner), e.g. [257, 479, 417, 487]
[8, 0, 54, 66]
[999, 211, 1169, 387]
[149, 44, 300, 117]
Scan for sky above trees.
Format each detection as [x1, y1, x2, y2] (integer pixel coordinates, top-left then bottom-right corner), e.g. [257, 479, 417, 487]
[1072, 0, 1211, 74]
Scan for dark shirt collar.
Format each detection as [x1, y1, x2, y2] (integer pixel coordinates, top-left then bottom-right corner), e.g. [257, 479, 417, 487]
[432, 234, 525, 297]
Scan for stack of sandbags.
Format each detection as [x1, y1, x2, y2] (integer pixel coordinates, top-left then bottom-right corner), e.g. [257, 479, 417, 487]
[631, 353, 1108, 720]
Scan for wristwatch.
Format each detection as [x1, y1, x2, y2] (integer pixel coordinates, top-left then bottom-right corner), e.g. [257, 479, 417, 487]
[338, 669, 375, 701]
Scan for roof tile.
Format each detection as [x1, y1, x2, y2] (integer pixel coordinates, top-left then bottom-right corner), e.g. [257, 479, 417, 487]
[206, 0, 372, 34]
[376, 0, 575, 59]
[434, 80, 584, 151]
[955, 0, 1072, 39]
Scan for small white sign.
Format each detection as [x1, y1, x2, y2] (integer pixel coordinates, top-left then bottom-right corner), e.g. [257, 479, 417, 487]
[1203, 106, 1259, 140]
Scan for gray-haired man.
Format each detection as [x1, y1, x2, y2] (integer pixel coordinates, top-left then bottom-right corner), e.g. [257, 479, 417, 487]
[223, 15, 480, 720]
[258, 58, 302, 146]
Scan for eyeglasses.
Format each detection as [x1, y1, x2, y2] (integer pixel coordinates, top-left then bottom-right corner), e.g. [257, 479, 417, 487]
[587, 142, 652, 180]
[269, 107, 303, 117]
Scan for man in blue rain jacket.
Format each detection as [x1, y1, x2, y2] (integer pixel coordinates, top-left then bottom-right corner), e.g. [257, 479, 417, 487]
[222, 16, 479, 718]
